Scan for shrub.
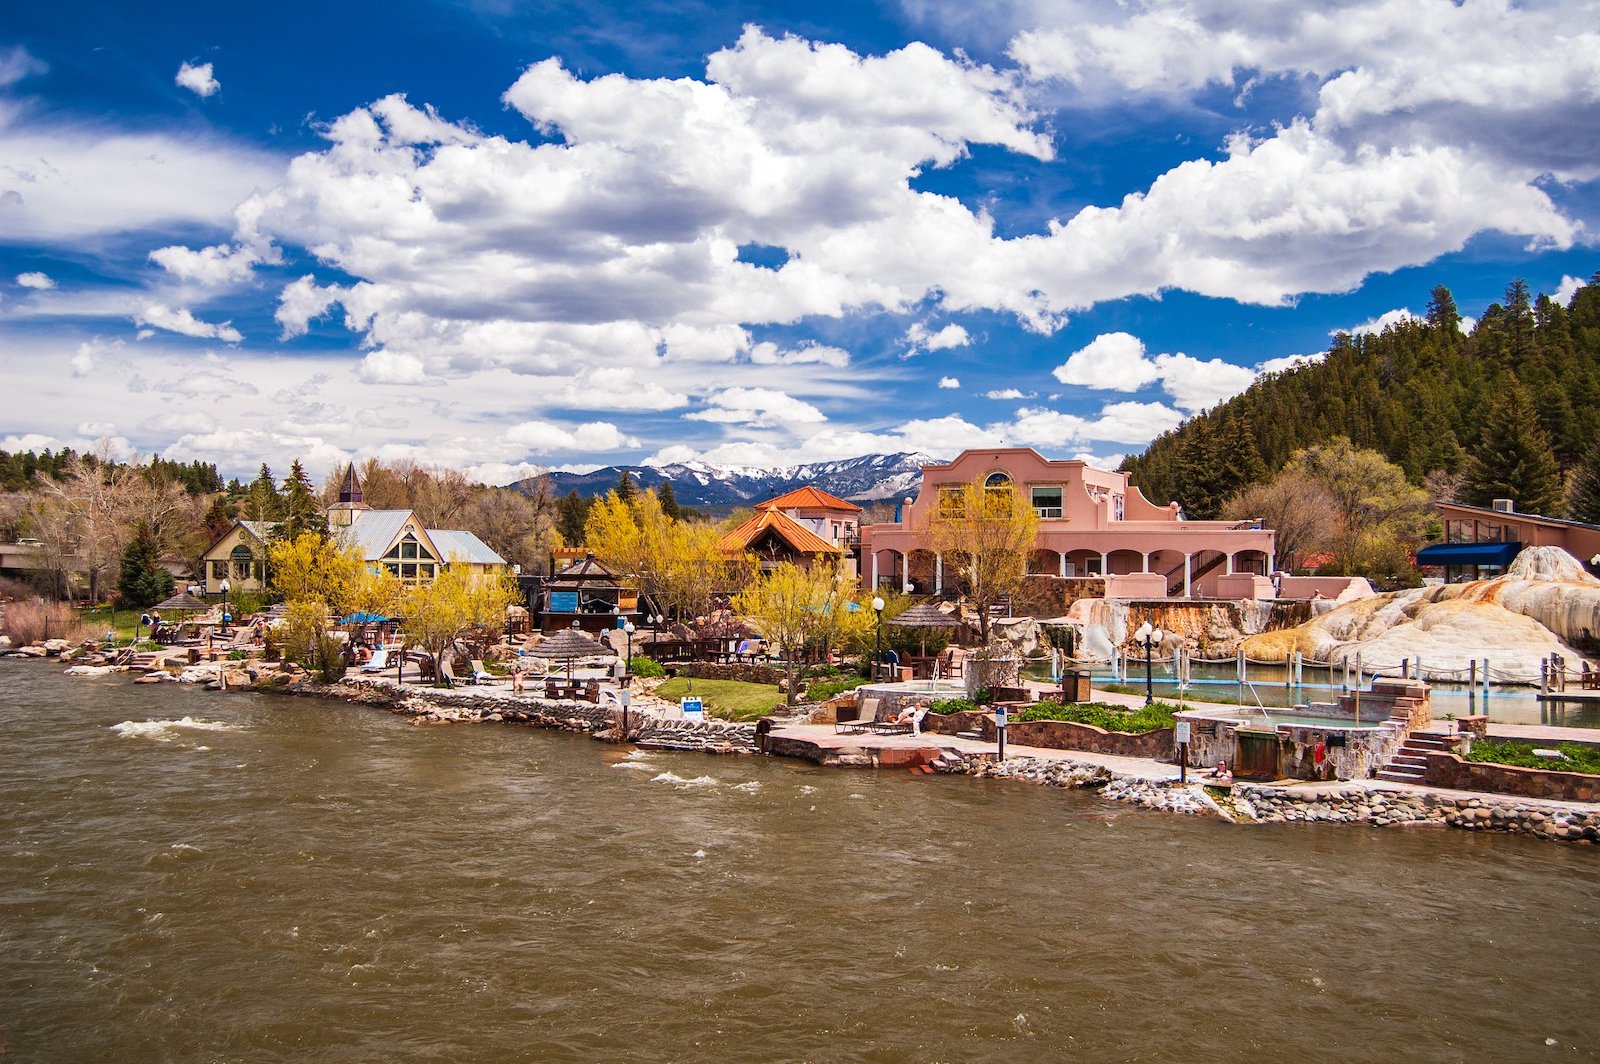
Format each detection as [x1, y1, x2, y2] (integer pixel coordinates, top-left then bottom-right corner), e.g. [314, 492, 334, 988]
[1, 597, 85, 645]
[627, 656, 667, 678]
[1466, 740, 1600, 775]
[930, 698, 979, 715]
[1014, 700, 1180, 733]
[807, 674, 871, 702]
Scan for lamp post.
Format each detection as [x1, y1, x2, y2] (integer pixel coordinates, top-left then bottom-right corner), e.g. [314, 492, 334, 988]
[1134, 620, 1164, 705]
[624, 621, 636, 676]
[219, 578, 231, 638]
[872, 595, 885, 681]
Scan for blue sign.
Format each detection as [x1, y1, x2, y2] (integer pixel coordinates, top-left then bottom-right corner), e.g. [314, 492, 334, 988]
[681, 696, 704, 720]
[995, 705, 1008, 729]
[548, 591, 579, 613]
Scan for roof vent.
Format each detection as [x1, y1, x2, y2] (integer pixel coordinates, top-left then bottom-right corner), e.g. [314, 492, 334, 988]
[1491, 498, 1515, 514]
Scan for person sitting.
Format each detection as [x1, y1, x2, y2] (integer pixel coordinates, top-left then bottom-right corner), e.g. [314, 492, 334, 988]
[1207, 760, 1233, 783]
[511, 658, 525, 694]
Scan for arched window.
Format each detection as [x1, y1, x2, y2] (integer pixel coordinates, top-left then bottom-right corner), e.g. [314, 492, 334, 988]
[984, 472, 1012, 490]
[230, 544, 254, 581]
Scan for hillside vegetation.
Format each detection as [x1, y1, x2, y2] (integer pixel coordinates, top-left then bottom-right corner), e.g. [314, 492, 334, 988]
[1123, 274, 1600, 522]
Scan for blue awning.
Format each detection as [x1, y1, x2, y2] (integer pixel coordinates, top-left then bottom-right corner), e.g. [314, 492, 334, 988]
[1415, 541, 1520, 567]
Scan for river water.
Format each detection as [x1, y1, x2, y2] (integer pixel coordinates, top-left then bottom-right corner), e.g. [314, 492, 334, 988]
[4, 660, 1599, 1063]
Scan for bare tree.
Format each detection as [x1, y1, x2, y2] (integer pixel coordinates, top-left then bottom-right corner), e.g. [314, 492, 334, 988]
[1221, 471, 1340, 572]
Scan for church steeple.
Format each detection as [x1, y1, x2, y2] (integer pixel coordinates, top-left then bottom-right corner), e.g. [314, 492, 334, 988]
[328, 462, 369, 528]
[337, 462, 363, 505]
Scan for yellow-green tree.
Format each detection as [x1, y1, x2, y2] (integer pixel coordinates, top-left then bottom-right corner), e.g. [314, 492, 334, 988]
[267, 532, 401, 677]
[919, 478, 1039, 644]
[586, 487, 753, 620]
[402, 562, 519, 685]
[733, 561, 870, 705]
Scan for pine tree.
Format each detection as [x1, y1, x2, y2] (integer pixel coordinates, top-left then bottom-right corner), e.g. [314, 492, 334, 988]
[1569, 441, 1600, 525]
[278, 459, 326, 542]
[615, 470, 637, 505]
[1461, 374, 1565, 515]
[556, 490, 590, 546]
[1425, 285, 1461, 334]
[656, 479, 683, 521]
[118, 521, 174, 609]
[245, 464, 283, 523]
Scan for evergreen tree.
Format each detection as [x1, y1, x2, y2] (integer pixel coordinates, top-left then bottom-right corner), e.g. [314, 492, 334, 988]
[1568, 441, 1600, 525]
[1425, 285, 1461, 333]
[118, 521, 174, 609]
[1461, 374, 1565, 515]
[656, 479, 683, 521]
[556, 490, 591, 546]
[615, 470, 637, 504]
[245, 464, 283, 523]
[278, 459, 327, 542]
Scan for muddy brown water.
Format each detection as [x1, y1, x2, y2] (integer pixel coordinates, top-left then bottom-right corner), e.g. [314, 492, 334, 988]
[3, 660, 1598, 1062]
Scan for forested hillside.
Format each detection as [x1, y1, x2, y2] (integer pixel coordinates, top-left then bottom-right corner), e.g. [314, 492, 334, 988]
[1123, 274, 1600, 521]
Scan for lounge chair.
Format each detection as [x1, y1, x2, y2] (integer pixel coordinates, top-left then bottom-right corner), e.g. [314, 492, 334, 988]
[437, 656, 457, 688]
[468, 658, 498, 685]
[835, 697, 881, 734]
[359, 647, 390, 673]
[865, 704, 930, 737]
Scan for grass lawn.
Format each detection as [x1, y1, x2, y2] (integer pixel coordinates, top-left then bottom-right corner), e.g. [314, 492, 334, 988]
[80, 605, 146, 642]
[654, 677, 785, 722]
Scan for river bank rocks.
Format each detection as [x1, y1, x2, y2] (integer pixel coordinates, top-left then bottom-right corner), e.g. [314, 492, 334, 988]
[632, 716, 759, 755]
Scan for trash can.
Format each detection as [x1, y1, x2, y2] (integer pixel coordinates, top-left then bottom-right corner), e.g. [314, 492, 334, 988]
[1061, 670, 1091, 703]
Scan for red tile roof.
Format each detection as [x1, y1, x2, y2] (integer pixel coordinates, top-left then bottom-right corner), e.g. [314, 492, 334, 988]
[755, 485, 862, 513]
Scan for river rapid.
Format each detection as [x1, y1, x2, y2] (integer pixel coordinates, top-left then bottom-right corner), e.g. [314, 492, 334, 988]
[3, 659, 1599, 1062]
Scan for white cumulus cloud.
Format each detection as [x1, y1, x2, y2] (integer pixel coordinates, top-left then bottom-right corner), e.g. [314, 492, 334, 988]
[135, 304, 243, 343]
[176, 61, 220, 98]
[938, 376, 960, 389]
[15, 271, 54, 289]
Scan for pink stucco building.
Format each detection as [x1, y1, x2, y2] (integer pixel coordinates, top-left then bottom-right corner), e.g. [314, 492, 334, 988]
[858, 448, 1278, 600]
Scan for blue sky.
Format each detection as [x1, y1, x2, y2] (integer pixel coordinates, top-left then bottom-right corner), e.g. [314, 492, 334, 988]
[2, 0, 1597, 482]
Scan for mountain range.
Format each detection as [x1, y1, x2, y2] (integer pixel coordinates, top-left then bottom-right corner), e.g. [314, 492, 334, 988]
[515, 452, 930, 511]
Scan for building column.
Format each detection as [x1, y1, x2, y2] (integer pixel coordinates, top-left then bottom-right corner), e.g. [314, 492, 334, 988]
[1266, 553, 1275, 576]
[1099, 551, 1108, 576]
[871, 550, 879, 589]
[1141, 551, 1150, 573]
[1183, 553, 1193, 598]
[1225, 552, 1234, 576]
[1059, 552, 1067, 578]
[935, 552, 943, 593]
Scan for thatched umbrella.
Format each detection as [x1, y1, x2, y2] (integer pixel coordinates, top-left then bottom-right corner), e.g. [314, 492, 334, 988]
[535, 622, 616, 679]
[153, 591, 210, 613]
[888, 601, 963, 656]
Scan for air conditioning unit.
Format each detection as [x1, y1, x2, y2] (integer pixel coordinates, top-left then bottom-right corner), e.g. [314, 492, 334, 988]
[1491, 498, 1515, 513]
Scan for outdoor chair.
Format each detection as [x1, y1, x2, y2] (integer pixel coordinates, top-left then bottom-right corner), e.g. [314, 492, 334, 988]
[864, 704, 929, 737]
[437, 657, 457, 688]
[835, 697, 881, 734]
[359, 647, 390, 673]
[468, 659, 498, 685]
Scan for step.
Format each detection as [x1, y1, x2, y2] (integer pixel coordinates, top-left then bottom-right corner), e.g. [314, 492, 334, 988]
[1377, 768, 1427, 783]
[955, 731, 984, 741]
[1388, 754, 1429, 769]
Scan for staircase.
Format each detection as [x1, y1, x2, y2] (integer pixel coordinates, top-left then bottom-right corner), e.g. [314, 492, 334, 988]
[1165, 553, 1229, 597]
[1377, 728, 1453, 784]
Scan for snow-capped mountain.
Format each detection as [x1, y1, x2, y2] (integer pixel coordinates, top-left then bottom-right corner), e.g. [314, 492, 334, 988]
[515, 452, 930, 511]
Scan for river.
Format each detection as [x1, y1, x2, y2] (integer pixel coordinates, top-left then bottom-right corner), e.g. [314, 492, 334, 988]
[3, 660, 1598, 1062]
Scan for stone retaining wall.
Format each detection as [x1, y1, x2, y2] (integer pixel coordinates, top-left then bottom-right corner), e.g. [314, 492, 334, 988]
[632, 717, 759, 755]
[673, 661, 785, 685]
[1235, 783, 1600, 841]
[1425, 751, 1600, 803]
[923, 710, 1173, 759]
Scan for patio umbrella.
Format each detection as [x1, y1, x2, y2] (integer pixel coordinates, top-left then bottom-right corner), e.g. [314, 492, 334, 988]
[888, 601, 962, 656]
[153, 591, 211, 613]
[535, 622, 616, 679]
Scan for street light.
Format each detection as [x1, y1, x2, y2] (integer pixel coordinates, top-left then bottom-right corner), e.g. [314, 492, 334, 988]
[872, 595, 886, 680]
[219, 578, 231, 638]
[624, 620, 636, 676]
[1134, 620, 1164, 705]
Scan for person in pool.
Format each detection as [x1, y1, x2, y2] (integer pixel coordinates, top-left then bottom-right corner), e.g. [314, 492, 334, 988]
[1207, 760, 1233, 783]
